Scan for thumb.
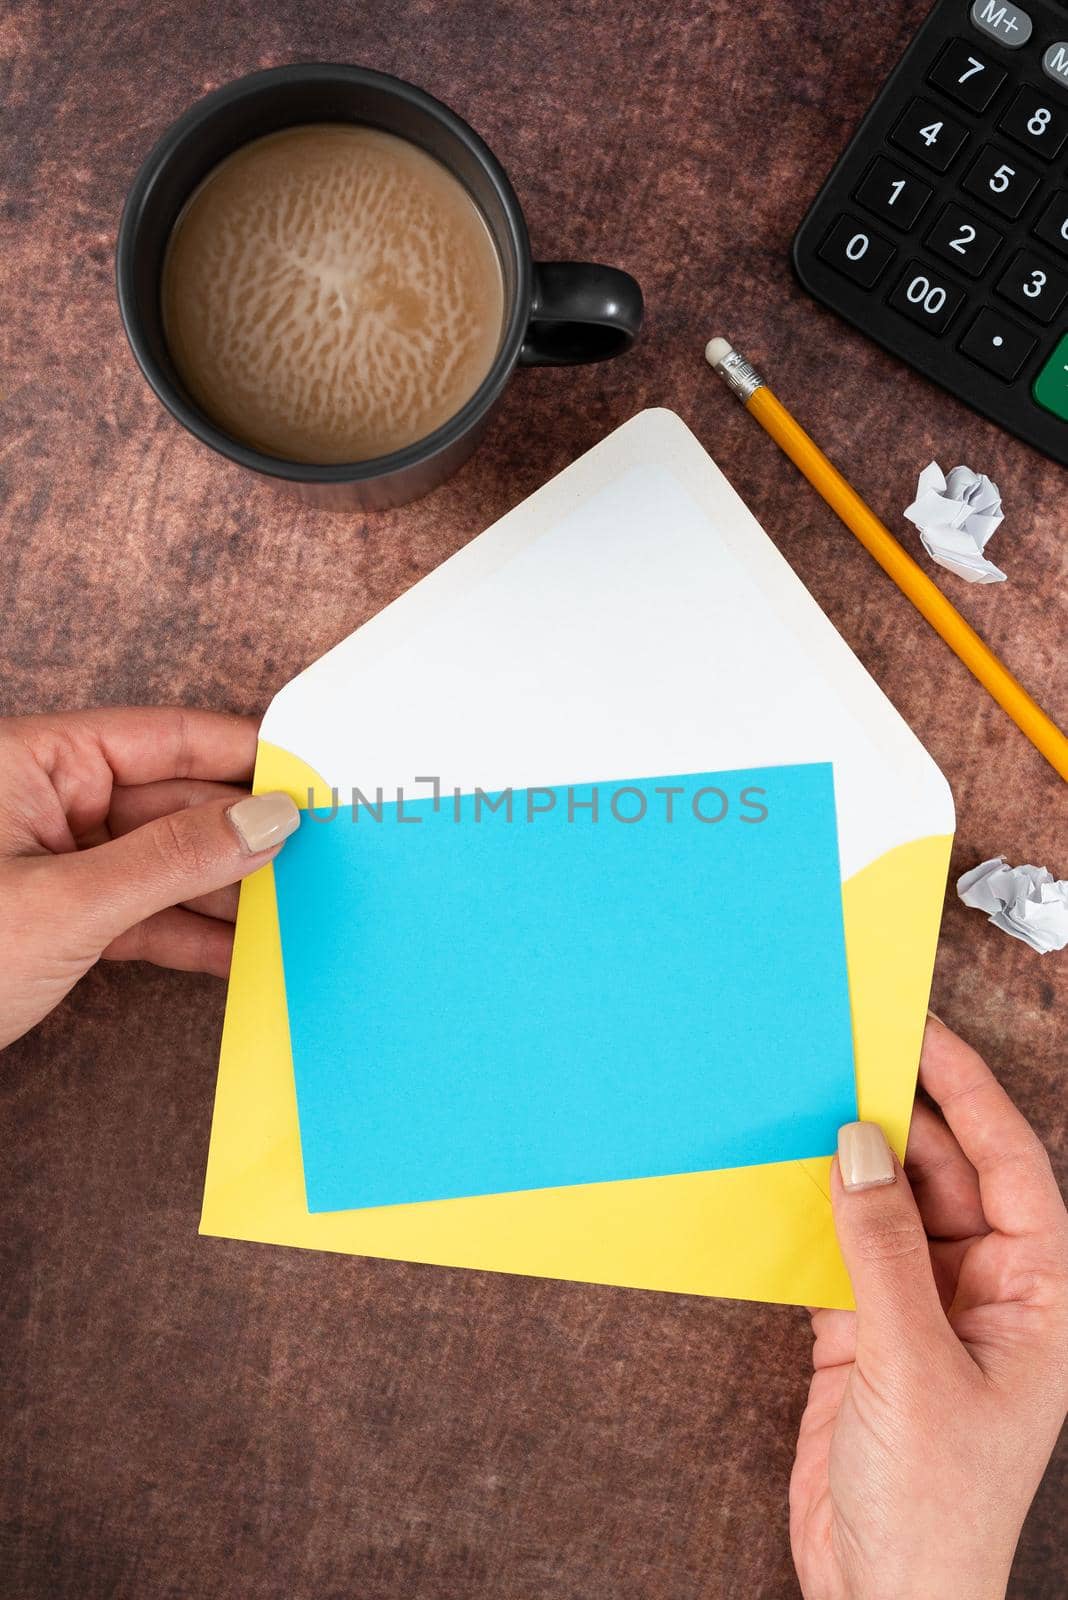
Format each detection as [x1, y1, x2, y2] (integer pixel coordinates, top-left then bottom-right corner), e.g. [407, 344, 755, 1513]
[832, 1121, 950, 1364]
[53, 791, 300, 948]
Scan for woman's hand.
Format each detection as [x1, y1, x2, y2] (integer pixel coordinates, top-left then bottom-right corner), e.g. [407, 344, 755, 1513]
[790, 1016, 1068, 1600]
[0, 706, 298, 1049]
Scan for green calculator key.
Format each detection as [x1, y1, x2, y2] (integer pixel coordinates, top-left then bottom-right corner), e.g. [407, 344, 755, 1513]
[1032, 333, 1068, 420]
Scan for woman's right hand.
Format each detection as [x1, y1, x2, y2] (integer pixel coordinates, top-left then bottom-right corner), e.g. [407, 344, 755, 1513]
[790, 1016, 1068, 1600]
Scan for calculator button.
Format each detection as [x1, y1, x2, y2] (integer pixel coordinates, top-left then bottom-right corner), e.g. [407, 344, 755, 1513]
[924, 203, 1003, 276]
[958, 308, 1036, 379]
[1032, 332, 1068, 417]
[817, 215, 896, 288]
[970, 0, 1032, 49]
[995, 249, 1068, 322]
[890, 99, 969, 172]
[887, 261, 966, 333]
[928, 39, 1006, 112]
[1032, 191, 1068, 257]
[1042, 42, 1068, 89]
[997, 87, 1068, 158]
[853, 157, 932, 229]
[960, 145, 1039, 218]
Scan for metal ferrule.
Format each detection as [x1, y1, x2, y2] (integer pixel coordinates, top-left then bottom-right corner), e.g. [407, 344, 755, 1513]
[714, 348, 765, 403]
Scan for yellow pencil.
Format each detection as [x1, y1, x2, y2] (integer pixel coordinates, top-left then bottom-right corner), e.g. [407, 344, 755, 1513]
[705, 338, 1068, 784]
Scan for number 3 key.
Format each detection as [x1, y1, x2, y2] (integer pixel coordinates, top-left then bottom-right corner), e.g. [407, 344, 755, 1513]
[996, 248, 1068, 321]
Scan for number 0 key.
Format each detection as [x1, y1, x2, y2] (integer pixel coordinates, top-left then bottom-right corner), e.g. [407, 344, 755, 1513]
[817, 215, 897, 287]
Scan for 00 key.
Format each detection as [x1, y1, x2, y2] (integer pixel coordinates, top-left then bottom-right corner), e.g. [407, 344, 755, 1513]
[887, 261, 965, 333]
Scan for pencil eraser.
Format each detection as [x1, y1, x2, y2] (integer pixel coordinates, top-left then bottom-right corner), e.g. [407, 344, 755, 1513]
[704, 337, 733, 369]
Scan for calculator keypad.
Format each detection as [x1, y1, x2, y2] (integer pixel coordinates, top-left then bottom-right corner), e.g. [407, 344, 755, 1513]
[792, 0, 1068, 469]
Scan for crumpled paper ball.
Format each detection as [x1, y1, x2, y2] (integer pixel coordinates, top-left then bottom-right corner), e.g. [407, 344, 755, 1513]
[903, 461, 1006, 583]
[957, 857, 1068, 954]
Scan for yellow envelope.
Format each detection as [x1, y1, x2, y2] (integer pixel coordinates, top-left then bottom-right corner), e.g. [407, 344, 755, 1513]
[201, 411, 953, 1308]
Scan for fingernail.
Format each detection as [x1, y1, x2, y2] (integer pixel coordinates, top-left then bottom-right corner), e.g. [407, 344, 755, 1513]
[227, 791, 300, 854]
[838, 1122, 896, 1192]
[927, 1008, 945, 1025]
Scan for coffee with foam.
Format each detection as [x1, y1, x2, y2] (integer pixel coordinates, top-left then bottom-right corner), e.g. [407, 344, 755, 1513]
[162, 125, 505, 464]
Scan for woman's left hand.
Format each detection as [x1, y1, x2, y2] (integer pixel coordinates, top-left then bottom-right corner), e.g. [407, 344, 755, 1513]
[0, 706, 298, 1049]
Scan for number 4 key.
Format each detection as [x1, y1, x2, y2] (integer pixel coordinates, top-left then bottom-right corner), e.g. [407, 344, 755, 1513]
[890, 96, 969, 172]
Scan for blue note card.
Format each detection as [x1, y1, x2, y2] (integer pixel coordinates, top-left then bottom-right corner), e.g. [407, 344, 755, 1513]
[274, 763, 857, 1212]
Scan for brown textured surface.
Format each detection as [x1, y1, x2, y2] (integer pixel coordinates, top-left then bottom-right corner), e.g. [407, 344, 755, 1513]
[1, 1, 1065, 1596]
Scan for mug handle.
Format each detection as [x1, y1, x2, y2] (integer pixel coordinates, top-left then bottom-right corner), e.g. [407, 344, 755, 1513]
[519, 261, 643, 366]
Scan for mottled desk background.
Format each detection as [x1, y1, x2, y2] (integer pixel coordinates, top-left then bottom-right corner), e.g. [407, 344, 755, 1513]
[1, 2, 1065, 1596]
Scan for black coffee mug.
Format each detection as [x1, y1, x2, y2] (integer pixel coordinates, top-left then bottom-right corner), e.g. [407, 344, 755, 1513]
[116, 63, 643, 510]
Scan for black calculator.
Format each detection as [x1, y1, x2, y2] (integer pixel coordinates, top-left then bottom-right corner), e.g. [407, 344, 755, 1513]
[793, 0, 1068, 467]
